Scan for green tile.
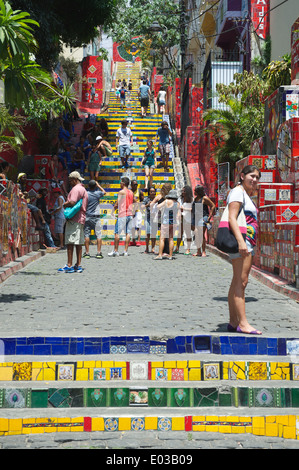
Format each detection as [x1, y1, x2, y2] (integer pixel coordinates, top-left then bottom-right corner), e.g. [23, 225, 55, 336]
[110, 388, 129, 407]
[193, 388, 218, 407]
[148, 388, 167, 407]
[86, 388, 107, 407]
[170, 388, 190, 407]
[31, 390, 48, 408]
[238, 387, 249, 407]
[291, 388, 299, 407]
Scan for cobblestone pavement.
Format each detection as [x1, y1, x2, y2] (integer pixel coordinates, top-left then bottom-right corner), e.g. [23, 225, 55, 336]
[0, 245, 299, 451]
[0, 245, 298, 338]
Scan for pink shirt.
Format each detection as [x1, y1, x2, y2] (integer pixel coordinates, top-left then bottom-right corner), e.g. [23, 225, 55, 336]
[67, 183, 88, 224]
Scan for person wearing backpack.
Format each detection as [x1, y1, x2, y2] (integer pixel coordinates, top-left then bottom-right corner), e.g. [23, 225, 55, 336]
[120, 86, 128, 109]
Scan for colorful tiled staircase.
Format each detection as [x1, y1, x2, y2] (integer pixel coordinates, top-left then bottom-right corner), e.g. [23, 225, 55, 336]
[1, 63, 299, 445]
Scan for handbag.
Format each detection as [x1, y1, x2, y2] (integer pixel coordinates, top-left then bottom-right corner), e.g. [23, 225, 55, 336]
[215, 190, 247, 253]
[64, 198, 83, 220]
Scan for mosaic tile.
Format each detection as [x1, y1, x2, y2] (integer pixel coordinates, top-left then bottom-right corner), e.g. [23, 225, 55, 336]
[93, 368, 106, 380]
[3, 389, 29, 408]
[170, 388, 190, 407]
[158, 417, 172, 431]
[86, 388, 106, 407]
[129, 388, 148, 406]
[111, 388, 129, 407]
[13, 362, 32, 381]
[194, 388, 218, 407]
[248, 362, 269, 380]
[56, 363, 76, 381]
[130, 362, 148, 380]
[171, 368, 184, 381]
[31, 390, 48, 408]
[110, 345, 127, 354]
[104, 417, 118, 432]
[155, 368, 167, 381]
[148, 388, 167, 407]
[110, 368, 122, 380]
[150, 345, 167, 354]
[131, 417, 145, 431]
[253, 388, 279, 408]
[203, 363, 220, 381]
[48, 388, 83, 408]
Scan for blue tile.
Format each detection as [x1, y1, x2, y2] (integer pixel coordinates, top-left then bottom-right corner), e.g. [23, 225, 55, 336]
[16, 345, 34, 355]
[220, 344, 233, 354]
[268, 348, 278, 356]
[232, 343, 249, 355]
[102, 342, 110, 354]
[174, 336, 186, 346]
[52, 344, 69, 355]
[249, 343, 258, 354]
[33, 345, 52, 355]
[186, 336, 192, 344]
[16, 337, 26, 344]
[193, 336, 211, 353]
[186, 344, 192, 353]
[45, 337, 64, 344]
[166, 339, 178, 353]
[84, 345, 101, 355]
[3, 339, 16, 355]
[27, 337, 45, 345]
[178, 345, 186, 354]
[257, 338, 268, 355]
[278, 338, 286, 356]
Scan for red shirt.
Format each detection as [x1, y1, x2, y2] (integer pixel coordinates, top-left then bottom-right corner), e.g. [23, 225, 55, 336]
[118, 187, 133, 217]
[67, 183, 88, 224]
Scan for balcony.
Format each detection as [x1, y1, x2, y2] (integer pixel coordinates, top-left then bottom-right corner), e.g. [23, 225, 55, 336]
[215, 0, 243, 49]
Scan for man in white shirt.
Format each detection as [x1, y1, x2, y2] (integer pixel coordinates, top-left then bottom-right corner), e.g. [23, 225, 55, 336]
[116, 120, 134, 169]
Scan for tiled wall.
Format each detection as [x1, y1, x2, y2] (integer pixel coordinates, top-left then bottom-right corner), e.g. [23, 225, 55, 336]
[0, 414, 298, 439]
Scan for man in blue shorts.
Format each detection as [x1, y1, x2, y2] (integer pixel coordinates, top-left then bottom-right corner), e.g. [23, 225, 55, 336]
[116, 120, 134, 169]
[154, 121, 173, 172]
[138, 80, 151, 117]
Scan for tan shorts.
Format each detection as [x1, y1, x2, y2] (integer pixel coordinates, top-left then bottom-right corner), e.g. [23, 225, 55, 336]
[65, 221, 84, 245]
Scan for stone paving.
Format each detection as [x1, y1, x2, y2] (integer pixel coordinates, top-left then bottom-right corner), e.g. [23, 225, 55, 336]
[0, 245, 298, 338]
[0, 245, 299, 451]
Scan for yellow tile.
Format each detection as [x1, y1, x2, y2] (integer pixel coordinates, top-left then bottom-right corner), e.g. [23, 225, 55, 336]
[193, 425, 205, 432]
[188, 360, 201, 368]
[177, 361, 187, 368]
[265, 423, 278, 437]
[206, 425, 218, 432]
[92, 418, 105, 431]
[151, 362, 164, 368]
[119, 417, 131, 431]
[276, 415, 289, 426]
[145, 417, 158, 430]
[232, 426, 245, 434]
[289, 415, 296, 426]
[122, 368, 127, 380]
[0, 367, 13, 381]
[32, 362, 43, 368]
[95, 361, 102, 367]
[219, 425, 232, 434]
[114, 361, 126, 368]
[0, 419, 9, 432]
[164, 361, 176, 369]
[252, 416, 265, 429]
[76, 369, 89, 381]
[252, 427, 264, 436]
[57, 418, 71, 432]
[30, 426, 44, 434]
[188, 369, 201, 380]
[172, 417, 185, 431]
[102, 361, 114, 368]
[77, 361, 83, 368]
[266, 416, 276, 423]
[283, 426, 296, 440]
[32, 368, 43, 381]
[206, 415, 219, 422]
[9, 419, 22, 432]
[227, 416, 240, 423]
[43, 368, 56, 381]
[83, 361, 96, 368]
[167, 369, 172, 380]
[151, 368, 156, 381]
[183, 369, 188, 380]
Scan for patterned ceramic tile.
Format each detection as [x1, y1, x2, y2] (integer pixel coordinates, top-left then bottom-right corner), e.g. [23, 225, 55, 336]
[56, 364, 75, 381]
[248, 362, 269, 380]
[129, 388, 148, 406]
[158, 417, 172, 431]
[104, 417, 118, 432]
[155, 368, 168, 381]
[110, 345, 127, 354]
[3, 388, 29, 408]
[148, 388, 167, 407]
[203, 363, 220, 381]
[86, 388, 106, 407]
[171, 368, 184, 381]
[93, 368, 106, 380]
[130, 362, 148, 380]
[131, 417, 145, 431]
[110, 368, 122, 380]
[13, 363, 32, 381]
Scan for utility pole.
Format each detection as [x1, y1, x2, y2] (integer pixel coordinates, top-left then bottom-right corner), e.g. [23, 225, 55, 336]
[180, 0, 187, 95]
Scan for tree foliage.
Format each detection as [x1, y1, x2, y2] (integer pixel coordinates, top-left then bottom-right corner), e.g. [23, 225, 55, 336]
[10, 0, 118, 70]
[109, 0, 180, 73]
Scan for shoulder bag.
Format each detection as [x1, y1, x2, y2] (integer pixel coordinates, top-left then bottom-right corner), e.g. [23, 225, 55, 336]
[64, 198, 83, 220]
[215, 189, 246, 253]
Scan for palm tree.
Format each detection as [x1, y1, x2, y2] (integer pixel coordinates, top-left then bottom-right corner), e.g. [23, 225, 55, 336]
[202, 97, 264, 177]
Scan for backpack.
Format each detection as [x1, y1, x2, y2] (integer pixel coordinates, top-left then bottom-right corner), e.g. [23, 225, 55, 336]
[120, 89, 125, 97]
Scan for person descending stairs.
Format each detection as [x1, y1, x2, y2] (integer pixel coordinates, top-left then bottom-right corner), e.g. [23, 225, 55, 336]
[84, 60, 175, 246]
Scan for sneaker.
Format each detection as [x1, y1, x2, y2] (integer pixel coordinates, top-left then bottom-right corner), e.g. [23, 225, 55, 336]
[108, 251, 119, 257]
[96, 252, 103, 259]
[74, 265, 83, 273]
[123, 251, 129, 256]
[58, 265, 74, 273]
[82, 252, 90, 259]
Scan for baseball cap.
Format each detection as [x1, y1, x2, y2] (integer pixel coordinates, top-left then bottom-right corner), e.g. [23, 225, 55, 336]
[68, 171, 84, 181]
[96, 135, 103, 141]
